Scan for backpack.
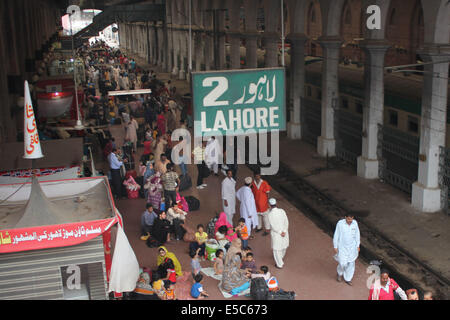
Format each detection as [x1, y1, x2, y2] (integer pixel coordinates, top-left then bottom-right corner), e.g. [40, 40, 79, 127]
[178, 174, 192, 192]
[185, 196, 200, 211]
[206, 216, 218, 238]
[250, 277, 269, 300]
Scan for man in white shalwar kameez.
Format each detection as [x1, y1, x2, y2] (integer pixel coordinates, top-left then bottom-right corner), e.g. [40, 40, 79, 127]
[236, 177, 259, 237]
[221, 169, 236, 225]
[267, 198, 289, 269]
[333, 213, 360, 286]
[205, 136, 221, 175]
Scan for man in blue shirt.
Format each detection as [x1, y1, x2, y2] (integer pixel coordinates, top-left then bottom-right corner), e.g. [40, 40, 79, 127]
[108, 148, 127, 199]
[141, 203, 158, 241]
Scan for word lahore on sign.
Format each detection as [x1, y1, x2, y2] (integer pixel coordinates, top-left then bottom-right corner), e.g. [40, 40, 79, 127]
[192, 68, 286, 137]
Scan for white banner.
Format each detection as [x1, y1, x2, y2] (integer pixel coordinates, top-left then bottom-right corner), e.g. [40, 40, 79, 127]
[23, 81, 44, 159]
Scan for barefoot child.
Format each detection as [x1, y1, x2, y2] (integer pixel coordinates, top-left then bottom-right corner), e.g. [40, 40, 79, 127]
[214, 249, 224, 275]
[190, 274, 209, 299]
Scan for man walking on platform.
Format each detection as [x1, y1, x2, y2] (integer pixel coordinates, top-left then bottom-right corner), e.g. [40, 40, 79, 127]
[251, 170, 272, 236]
[221, 169, 236, 225]
[267, 198, 289, 269]
[108, 148, 127, 199]
[333, 212, 360, 286]
[236, 177, 259, 239]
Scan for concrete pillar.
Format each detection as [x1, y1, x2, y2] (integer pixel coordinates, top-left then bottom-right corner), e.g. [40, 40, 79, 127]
[317, 38, 341, 157]
[194, 32, 203, 71]
[245, 33, 259, 69]
[204, 30, 213, 71]
[287, 34, 307, 140]
[264, 32, 279, 68]
[230, 32, 241, 69]
[172, 29, 180, 76]
[357, 41, 390, 179]
[179, 32, 187, 80]
[217, 10, 226, 69]
[412, 49, 449, 212]
[163, 22, 170, 72]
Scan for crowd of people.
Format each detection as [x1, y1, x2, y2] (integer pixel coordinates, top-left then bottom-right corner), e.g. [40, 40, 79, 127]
[71, 40, 435, 301]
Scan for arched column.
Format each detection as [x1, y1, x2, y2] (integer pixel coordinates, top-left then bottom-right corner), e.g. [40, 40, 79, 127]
[287, 34, 308, 139]
[263, 0, 281, 68]
[412, 0, 450, 212]
[357, 0, 391, 179]
[316, 0, 345, 157]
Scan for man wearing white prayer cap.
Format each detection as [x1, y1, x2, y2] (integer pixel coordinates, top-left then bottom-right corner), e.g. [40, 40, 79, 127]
[267, 198, 289, 269]
[236, 177, 259, 239]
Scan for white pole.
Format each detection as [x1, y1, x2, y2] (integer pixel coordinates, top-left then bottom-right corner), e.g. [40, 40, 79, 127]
[188, 0, 192, 72]
[69, 13, 82, 129]
[281, 0, 285, 67]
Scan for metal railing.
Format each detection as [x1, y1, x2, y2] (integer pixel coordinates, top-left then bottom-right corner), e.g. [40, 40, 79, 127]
[301, 97, 321, 147]
[378, 125, 419, 194]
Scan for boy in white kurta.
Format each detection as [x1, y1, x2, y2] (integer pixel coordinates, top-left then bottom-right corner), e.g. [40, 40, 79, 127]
[267, 199, 289, 269]
[333, 213, 360, 285]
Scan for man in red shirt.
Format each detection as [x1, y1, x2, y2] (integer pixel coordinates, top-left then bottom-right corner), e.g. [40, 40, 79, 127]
[251, 170, 272, 236]
[369, 269, 407, 300]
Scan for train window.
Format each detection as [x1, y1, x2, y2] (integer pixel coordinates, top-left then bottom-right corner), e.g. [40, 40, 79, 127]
[388, 110, 398, 127]
[408, 116, 419, 133]
[341, 97, 349, 109]
[356, 101, 363, 114]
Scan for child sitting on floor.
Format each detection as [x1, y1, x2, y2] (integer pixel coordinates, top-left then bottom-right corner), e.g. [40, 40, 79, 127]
[250, 265, 271, 281]
[163, 282, 176, 300]
[191, 274, 209, 299]
[242, 252, 257, 276]
[190, 248, 202, 278]
[151, 272, 165, 299]
[189, 224, 208, 259]
[214, 249, 224, 275]
[164, 259, 177, 285]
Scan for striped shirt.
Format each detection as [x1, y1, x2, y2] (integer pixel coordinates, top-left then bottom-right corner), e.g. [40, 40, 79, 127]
[161, 171, 179, 191]
[192, 147, 205, 163]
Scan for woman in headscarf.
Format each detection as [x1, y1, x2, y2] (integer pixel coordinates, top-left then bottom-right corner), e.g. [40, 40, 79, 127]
[132, 272, 159, 300]
[157, 246, 183, 277]
[147, 171, 163, 210]
[220, 238, 249, 292]
[151, 211, 171, 245]
[215, 212, 234, 235]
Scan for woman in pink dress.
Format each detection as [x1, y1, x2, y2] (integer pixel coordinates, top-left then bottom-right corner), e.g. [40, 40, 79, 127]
[157, 111, 166, 135]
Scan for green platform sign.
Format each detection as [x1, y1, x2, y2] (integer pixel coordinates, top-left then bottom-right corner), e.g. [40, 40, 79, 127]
[192, 68, 286, 137]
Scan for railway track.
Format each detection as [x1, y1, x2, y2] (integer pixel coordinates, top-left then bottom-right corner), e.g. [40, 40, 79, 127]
[246, 161, 450, 300]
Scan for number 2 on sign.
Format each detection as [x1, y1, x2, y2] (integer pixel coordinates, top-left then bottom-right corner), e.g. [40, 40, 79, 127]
[202, 77, 229, 107]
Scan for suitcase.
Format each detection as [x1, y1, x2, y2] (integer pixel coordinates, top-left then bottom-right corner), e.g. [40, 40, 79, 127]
[250, 278, 269, 300]
[185, 196, 200, 211]
[178, 174, 192, 192]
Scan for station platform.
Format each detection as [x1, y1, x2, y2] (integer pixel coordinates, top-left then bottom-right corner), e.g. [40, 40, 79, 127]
[109, 127, 370, 300]
[102, 51, 449, 299]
